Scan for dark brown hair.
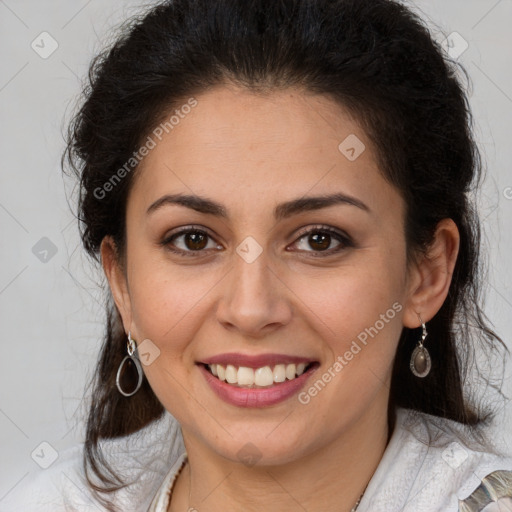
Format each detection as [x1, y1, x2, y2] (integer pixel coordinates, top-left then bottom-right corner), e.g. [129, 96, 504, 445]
[63, 0, 509, 509]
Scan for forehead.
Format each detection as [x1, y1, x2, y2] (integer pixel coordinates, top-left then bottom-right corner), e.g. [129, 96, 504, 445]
[128, 84, 401, 219]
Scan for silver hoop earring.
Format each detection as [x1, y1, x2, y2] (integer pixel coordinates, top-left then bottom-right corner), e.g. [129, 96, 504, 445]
[410, 315, 431, 378]
[116, 331, 144, 397]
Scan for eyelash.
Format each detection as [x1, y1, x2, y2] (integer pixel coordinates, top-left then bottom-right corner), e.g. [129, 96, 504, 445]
[160, 224, 354, 258]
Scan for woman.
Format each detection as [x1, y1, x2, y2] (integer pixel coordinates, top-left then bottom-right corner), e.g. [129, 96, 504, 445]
[3, 0, 512, 511]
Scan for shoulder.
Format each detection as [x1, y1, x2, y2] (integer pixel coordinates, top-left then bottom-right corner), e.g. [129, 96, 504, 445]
[407, 408, 512, 511]
[360, 407, 512, 512]
[1, 412, 186, 512]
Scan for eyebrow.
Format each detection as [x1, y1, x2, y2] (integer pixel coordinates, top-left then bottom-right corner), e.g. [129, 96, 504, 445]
[146, 192, 370, 220]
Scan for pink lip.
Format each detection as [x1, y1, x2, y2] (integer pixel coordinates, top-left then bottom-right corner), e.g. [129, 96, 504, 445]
[199, 352, 316, 369]
[198, 362, 319, 408]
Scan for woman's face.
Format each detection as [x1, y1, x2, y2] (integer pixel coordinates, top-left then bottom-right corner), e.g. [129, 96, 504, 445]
[108, 84, 419, 465]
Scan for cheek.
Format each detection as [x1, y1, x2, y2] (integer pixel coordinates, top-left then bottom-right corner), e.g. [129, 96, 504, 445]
[125, 264, 209, 420]
[127, 247, 212, 335]
[124, 260, 199, 373]
[293, 247, 405, 339]
[294, 266, 404, 430]
[291, 250, 407, 411]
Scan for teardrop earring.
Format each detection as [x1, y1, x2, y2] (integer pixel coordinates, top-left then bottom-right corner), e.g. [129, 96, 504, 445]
[410, 315, 431, 378]
[116, 331, 144, 397]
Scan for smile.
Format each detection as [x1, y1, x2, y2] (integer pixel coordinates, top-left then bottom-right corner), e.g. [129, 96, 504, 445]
[205, 362, 316, 388]
[197, 354, 320, 407]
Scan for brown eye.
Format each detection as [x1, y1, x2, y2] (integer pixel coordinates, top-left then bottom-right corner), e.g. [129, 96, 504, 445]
[183, 231, 208, 250]
[307, 232, 332, 251]
[161, 227, 222, 256]
[291, 226, 353, 256]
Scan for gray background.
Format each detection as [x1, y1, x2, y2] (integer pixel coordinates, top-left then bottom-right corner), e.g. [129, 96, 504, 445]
[1, 0, 511, 500]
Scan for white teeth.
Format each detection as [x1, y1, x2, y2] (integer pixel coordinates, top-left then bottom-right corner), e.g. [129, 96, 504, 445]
[217, 364, 226, 381]
[225, 364, 238, 384]
[206, 361, 312, 387]
[285, 364, 296, 380]
[273, 364, 286, 382]
[237, 366, 254, 386]
[254, 366, 274, 386]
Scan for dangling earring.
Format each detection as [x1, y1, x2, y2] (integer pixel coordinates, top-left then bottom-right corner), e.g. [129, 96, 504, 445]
[410, 315, 431, 378]
[116, 331, 144, 397]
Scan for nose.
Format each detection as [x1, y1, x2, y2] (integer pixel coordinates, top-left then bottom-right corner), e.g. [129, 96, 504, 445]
[215, 247, 293, 338]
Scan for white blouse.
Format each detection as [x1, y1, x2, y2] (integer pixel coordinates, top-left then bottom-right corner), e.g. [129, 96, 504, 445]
[2, 407, 512, 512]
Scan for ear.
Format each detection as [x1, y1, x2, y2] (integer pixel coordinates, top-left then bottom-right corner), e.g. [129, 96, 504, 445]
[402, 218, 460, 328]
[100, 235, 132, 332]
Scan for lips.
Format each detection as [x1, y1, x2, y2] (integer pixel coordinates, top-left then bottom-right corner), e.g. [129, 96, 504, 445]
[196, 353, 319, 407]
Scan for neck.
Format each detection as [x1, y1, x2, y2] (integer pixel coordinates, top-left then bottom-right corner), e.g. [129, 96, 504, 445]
[172, 399, 393, 512]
